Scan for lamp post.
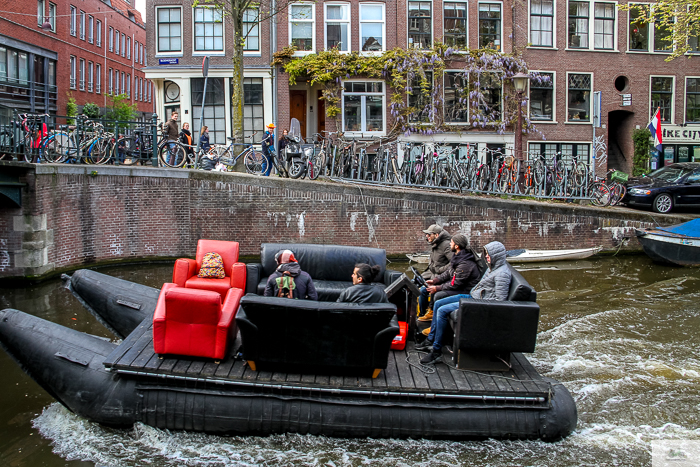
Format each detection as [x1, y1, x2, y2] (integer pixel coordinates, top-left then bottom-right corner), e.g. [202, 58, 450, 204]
[511, 73, 530, 160]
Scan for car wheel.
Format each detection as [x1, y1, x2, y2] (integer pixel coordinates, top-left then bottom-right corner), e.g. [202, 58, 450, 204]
[653, 193, 673, 213]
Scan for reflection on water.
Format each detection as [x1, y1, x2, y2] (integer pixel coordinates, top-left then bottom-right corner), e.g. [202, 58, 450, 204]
[1, 257, 700, 466]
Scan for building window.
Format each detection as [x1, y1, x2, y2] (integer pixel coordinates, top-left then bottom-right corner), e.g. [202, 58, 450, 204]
[567, 73, 591, 121]
[48, 3, 56, 32]
[109, 27, 114, 51]
[126, 37, 131, 59]
[290, 4, 314, 52]
[568, 1, 588, 47]
[121, 34, 126, 57]
[478, 3, 501, 50]
[243, 8, 260, 51]
[530, 142, 590, 163]
[79, 59, 85, 90]
[530, 0, 554, 47]
[530, 72, 554, 121]
[686, 78, 700, 123]
[360, 3, 385, 52]
[194, 7, 224, 51]
[157, 8, 181, 53]
[95, 20, 102, 46]
[122, 72, 125, 95]
[478, 72, 502, 121]
[134, 41, 139, 63]
[127, 73, 130, 97]
[444, 71, 469, 123]
[343, 81, 385, 133]
[654, 14, 673, 52]
[408, 2, 432, 49]
[70, 6, 76, 36]
[593, 3, 615, 49]
[408, 72, 433, 122]
[37, 0, 45, 26]
[96, 64, 101, 93]
[70, 56, 76, 89]
[243, 77, 264, 143]
[88, 15, 94, 43]
[325, 4, 350, 51]
[629, 4, 649, 51]
[108, 68, 113, 93]
[192, 77, 226, 144]
[115, 30, 120, 54]
[80, 11, 85, 40]
[651, 76, 673, 122]
[444, 2, 468, 49]
[88, 61, 93, 92]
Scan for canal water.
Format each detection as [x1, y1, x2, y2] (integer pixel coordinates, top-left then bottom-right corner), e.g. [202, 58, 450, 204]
[1, 256, 699, 466]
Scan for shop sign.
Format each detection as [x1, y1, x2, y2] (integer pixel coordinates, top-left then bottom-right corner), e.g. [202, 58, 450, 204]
[660, 125, 700, 143]
[621, 94, 631, 106]
[159, 58, 179, 65]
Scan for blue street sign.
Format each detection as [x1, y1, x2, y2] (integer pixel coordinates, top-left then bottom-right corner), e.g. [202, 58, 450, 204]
[159, 58, 179, 65]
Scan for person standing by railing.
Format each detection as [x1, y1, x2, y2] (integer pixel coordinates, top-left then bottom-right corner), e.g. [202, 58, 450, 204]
[199, 126, 211, 154]
[162, 111, 179, 166]
[261, 123, 275, 176]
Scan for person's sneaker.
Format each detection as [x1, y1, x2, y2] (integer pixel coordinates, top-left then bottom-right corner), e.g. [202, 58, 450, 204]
[421, 327, 431, 336]
[417, 310, 433, 322]
[415, 339, 433, 351]
[420, 350, 442, 365]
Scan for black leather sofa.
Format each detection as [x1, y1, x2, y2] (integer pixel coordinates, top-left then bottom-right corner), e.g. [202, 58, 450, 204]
[236, 295, 399, 376]
[245, 243, 402, 301]
[448, 264, 540, 371]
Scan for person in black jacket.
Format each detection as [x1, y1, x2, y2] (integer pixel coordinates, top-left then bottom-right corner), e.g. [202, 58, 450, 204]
[337, 263, 389, 304]
[264, 250, 318, 300]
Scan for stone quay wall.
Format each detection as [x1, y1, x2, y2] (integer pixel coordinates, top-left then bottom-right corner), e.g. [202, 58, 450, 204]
[0, 163, 690, 280]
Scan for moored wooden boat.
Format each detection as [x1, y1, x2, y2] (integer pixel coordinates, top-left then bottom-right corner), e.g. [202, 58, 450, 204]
[405, 253, 430, 263]
[505, 247, 602, 263]
[635, 219, 700, 266]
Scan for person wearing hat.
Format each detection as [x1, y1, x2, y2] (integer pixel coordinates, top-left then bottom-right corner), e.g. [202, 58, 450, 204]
[418, 233, 480, 324]
[264, 249, 318, 300]
[417, 224, 453, 318]
[261, 123, 276, 176]
[419, 240, 510, 365]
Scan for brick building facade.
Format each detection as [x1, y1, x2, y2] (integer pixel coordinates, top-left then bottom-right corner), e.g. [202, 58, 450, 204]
[0, 0, 153, 117]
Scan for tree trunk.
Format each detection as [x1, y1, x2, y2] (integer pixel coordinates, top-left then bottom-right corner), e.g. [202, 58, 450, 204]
[231, 8, 245, 154]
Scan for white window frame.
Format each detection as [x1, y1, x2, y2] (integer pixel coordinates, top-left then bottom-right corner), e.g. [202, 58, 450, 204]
[126, 73, 130, 98]
[80, 10, 85, 40]
[243, 8, 260, 54]
[126, 37, 131, 59]
[70, 55, 76, 89]
[156, 6, 183, 55]
[566, 72, 593, 124]
[192, 7, 225, 54]
[96, 63, 101, 93]
[109, 27, 114, 51]
[70, 6, 76, 36]
[359, 3, 386, 54]
[529, 0, 555, 48]
[443, 70, 470, 125]
[115, 30, 120, 54]
[650, 75, 675, 124]
[37, 0, 45, 27]
[566, 0, 618, 51]
[341, 80, 387, 136]
[88, 15, 94, 43]
[48, 2, 56, 32]
[79, 58, 85, 90]
[443, 2, 469, 50]
[324, 3, 351, 52]
[289, 3, 316, 56]
[478, 2, 503, 51]
[529, 71, 557, 123]
[96, 20, 101, 46]
[109, 68, 113, 94]
[476, 71, 504, 123]
[88, 61, 93, 92]
[121, 33, 126, 57]
[408, 71, 434, 123]
[408, 1, 433, 50]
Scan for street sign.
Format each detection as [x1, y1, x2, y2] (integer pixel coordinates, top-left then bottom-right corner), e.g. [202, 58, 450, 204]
[202, 56, 209, 78]
[159, 58, 178, 65]
[622, 94, 632, 106]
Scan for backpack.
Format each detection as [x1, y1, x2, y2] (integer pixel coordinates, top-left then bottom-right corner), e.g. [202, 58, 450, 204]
[198, 252, 226, 279]
[275, 272, 296, 298]
[471, 247, 489, 278]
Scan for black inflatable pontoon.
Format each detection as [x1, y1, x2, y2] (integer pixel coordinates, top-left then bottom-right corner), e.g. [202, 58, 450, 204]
[0, 270, 577, 441]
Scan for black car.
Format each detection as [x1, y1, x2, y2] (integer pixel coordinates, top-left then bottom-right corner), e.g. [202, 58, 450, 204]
[624, 162, 700, 213]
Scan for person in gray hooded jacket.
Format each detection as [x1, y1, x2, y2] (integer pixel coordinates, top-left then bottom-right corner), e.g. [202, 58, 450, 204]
[418, 241, 511, 365]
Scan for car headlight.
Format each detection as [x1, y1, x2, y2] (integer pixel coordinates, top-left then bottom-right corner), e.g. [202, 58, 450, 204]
[629, 188, 652, 196]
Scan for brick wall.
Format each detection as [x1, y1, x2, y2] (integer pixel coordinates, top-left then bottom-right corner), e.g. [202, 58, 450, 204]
[1, 163, 689, 280]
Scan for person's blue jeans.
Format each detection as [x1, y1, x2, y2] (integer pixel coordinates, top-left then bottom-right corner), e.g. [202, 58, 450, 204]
[167, 141, 178, 166]
[262, 150, 273, 176]
[419, 286, 430, 314]
[427, 294, 470, 352]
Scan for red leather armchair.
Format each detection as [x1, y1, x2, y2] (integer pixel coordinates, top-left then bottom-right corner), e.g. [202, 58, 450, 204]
[153, 283, 243, 360]
[173, 239, 246, 296]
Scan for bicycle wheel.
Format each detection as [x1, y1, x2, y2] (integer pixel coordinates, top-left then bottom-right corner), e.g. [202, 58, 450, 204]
[533, 160, 546, 187]
[44, 133, 70, 163]
[289, 158, 306, 179]
[573, 162, 588, 188]
[117, 136, 143, 165]
[477, 165, 490, 191]
[499, 168, 511, 193]
[159, 142, 186, 168]
[308, 154, 323, 180]
[244, 151, 266, 174]
[608, 183, 627, 206]
[521, 165, 534, 195]
[590, 182, 611, 207]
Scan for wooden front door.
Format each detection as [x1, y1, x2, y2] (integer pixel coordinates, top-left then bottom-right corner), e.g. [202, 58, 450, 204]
[317, 90, 325, 136]
[290, 90, 307, 139]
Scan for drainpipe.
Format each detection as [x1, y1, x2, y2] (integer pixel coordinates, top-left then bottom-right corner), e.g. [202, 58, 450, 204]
[271, 0, 277, 127]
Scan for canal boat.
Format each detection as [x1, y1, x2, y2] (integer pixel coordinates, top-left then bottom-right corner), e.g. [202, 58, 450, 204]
[0, 263, 577, 442]
[635, 218, 700, 266]
[408, 247, 601, 265]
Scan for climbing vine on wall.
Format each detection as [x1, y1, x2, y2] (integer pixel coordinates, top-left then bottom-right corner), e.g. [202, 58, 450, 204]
[272, 44, 546, 137]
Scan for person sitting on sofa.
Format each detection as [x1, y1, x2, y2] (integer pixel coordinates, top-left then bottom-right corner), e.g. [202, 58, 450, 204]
[418, 240, 511, 365]
[417, 224, 453, 319]
[419, 233, 480, 324]
[337, 263, 389, 304]
[263, 250, 318, 300]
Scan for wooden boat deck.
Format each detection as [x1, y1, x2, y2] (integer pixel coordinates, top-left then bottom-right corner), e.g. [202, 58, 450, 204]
[104, 317, 553, 406]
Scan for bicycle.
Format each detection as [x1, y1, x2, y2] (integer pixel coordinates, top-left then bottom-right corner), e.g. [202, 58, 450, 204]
[209, 133, 261, 173]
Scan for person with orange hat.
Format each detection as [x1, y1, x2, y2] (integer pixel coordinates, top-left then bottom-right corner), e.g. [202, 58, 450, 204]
[261, 122, 276, 176]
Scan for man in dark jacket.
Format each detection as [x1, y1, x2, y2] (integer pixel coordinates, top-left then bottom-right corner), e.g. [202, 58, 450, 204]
[264, 250, 318, 300]
[418, 233, 479, 322]
[162, 111, 179, 166]
[417, 224, 453, 317]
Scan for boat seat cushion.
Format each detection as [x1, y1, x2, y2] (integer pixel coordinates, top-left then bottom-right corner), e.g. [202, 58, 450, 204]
[186, 276, 234, 297]
[236, 295, 399, 375]
[255, 278, 387, 302]
[507, 266, 537, 302]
